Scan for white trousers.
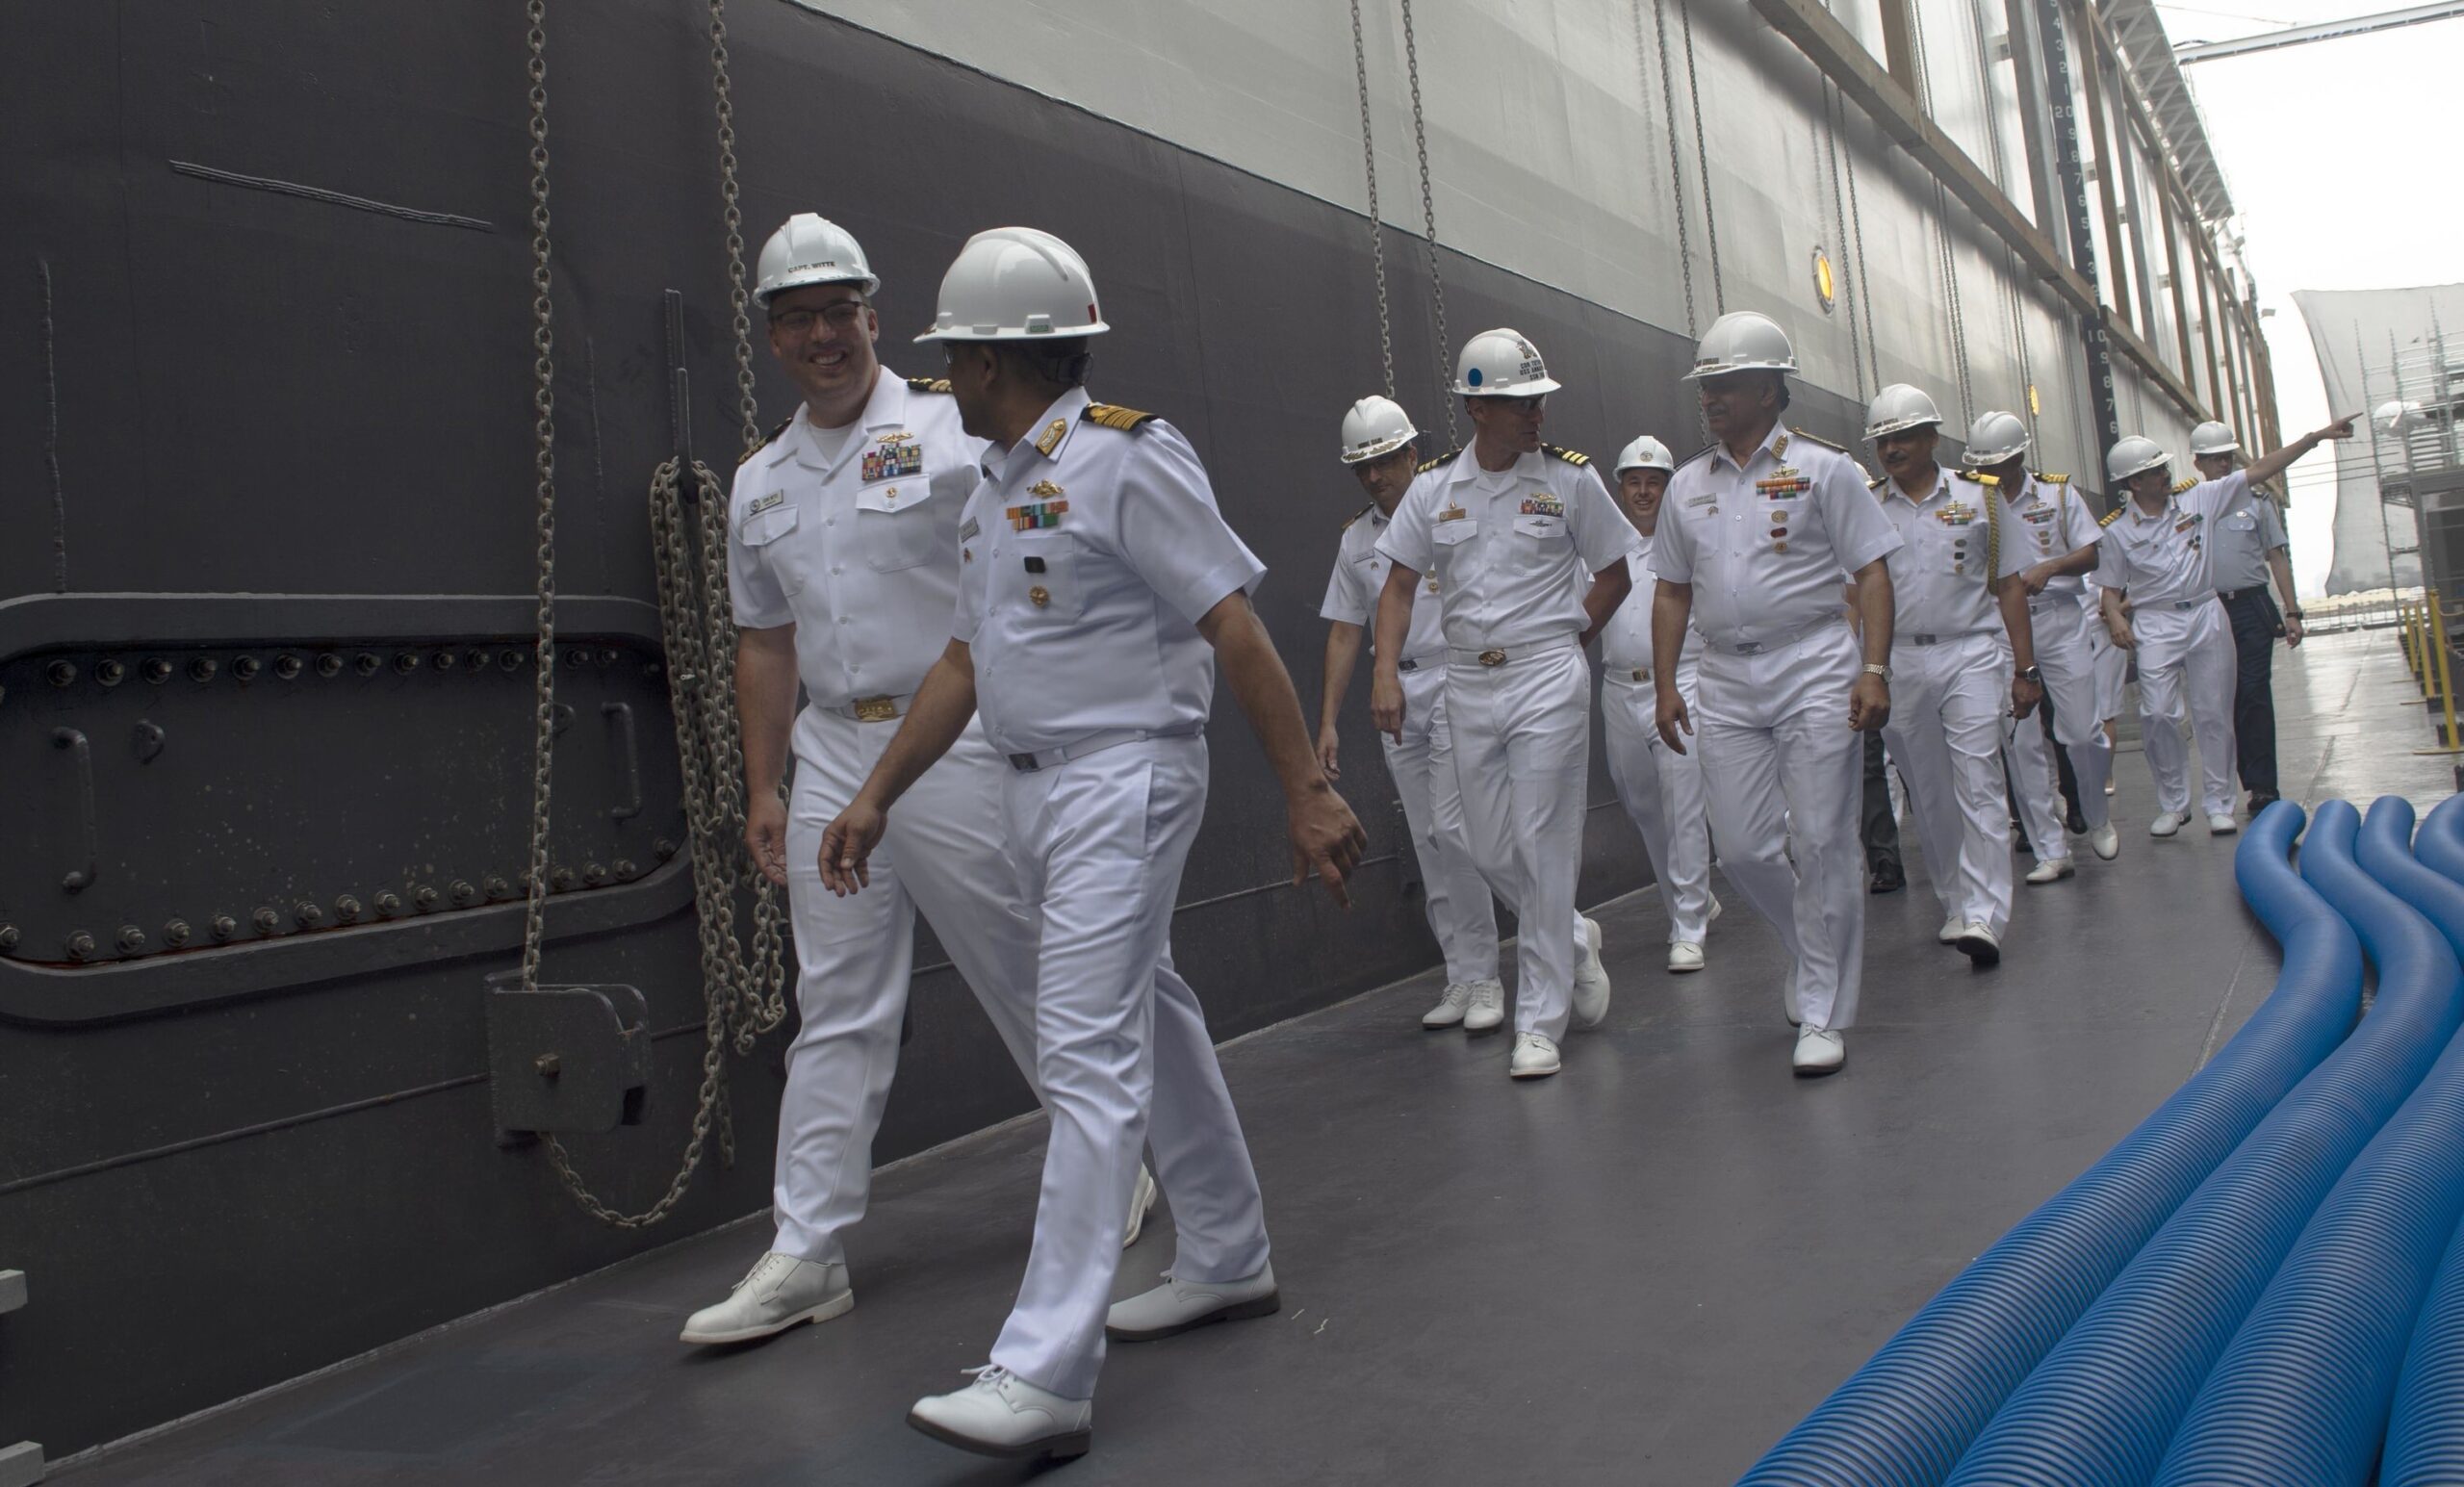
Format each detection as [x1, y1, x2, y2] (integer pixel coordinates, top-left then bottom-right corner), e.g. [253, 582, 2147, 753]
[988, 736, 1270, 1400]
[1602, 670, 1715, 944]
[1444, 645, 1592, 1041]
[1695, 625, 1866, 1031]
[2133, 600, 2239, 816]
[1884, 632, 2015, 935]
[2086, 607, 2129, 723]
[777, 712, 1043, 1265]
[1383, 668, 1501, 986]
[2024, 598, 2113, 833]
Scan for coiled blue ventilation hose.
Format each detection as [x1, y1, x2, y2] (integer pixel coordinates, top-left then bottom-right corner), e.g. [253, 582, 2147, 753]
[2153, 796, 2464, 1486]
[2371, 795, 2464, 1486]
[1940, 800, 2448, 1485]
[1736, 803, 2361, 1485]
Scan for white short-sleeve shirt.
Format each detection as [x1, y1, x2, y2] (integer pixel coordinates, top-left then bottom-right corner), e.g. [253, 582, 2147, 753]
[954, 386, 1265, 756]
[1652, 423, 1902, 651]
[2005, 473, 2103, 604]
[2094, 469, 2255, 606]
[725, 372, 987, 754]
[1321, 504, 1448, 663]
[1598, 533, 1697, 690]
[1373, 444, 1630, 653]
[1872, 465, 2030, 640]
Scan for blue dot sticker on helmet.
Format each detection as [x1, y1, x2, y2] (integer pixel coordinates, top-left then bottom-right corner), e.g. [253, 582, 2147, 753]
[1467, 368, 1483, 387]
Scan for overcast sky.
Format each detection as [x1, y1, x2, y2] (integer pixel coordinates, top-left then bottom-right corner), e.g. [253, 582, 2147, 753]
[2156, 1, 2463, 597]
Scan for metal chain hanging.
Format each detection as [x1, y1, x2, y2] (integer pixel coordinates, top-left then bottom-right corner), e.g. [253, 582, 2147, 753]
[1840, 111, 1881, 396]
[1398, 0, 1455, 443]
[531, 0, 793, 1230]
[1676, 0, 1723, 315]
[1638, 0, 1698, 339]
[1348, 0, 1396, 400]
[1820, 83, 1867, 402]
[516, 0, 560, 1006]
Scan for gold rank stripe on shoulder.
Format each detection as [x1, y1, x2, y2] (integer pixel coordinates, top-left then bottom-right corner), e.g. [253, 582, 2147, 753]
[1677, 443, 1716, 469]
[2172, 477, 2197, 494]
[1081, 403, 1158, 432]
[2034, 471, 2069, 484]
[1956, 469, 1999, 487]
[905, 375, 953, 395]
[1342, 500, 1375, 529]
[1789, 427, 1855, 456]
[1416, 447, 1461, 474]
[2100, 504, 2126, 527]
[1542, 443, 1590, 467]
[739, 413, 794, 465]
[1867, 474, 1886, 492]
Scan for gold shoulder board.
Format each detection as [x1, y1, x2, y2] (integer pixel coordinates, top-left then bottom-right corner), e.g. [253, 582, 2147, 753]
[2099, 505, 2125, 527]
[1416, 447, 1461, 474]
[739, 414, 794, 466]
[1791, 428, 1854, 455]
[2035, 471, 2068, 484]
[1082, 403, 1159, 432]
[2172, 477, 2197, 495]
[906, 375, 953, 395]
[1342, 501, 1374, 530]
[1677, 443, 1716, 470]
[1543, 443, 1590, 468]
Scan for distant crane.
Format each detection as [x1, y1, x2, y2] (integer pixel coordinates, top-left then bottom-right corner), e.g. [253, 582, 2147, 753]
[2173, 1, 2464, 63]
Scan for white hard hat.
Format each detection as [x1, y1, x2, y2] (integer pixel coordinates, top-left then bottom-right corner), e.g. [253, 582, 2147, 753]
[1453, 328, 1563, 397]
[913, 226, 1110, 343]
[2189, 421, 2240, 456]
[1682, 310, 1797, 379]
[755, 213, 880, 303]
[1339, 396, 1419, 465]
[1963, 411, 2032, 467]
[2107, 434, 2171, 484]
[1863, 383, 1944, 441]
[1614, 435, 1677, 474]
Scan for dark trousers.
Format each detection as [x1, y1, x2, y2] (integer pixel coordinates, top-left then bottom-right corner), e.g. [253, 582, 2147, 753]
[1861, 728, 1900, 871]
[2221, 587, 2280, 800]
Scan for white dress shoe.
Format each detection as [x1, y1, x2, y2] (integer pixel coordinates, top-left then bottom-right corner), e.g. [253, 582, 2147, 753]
[1667, 940, 1706, 973]
[679, 1252, 852, 1345]
[1509, 1031, 1561, 1079]
[909, 1366, 1091, 1461]
[1938, 915, 1964, 945]
[2024, 857, 2075, 885]
[1122, 1163, 1157, 1249]
[2150, 810, 2185, 837]
[1105, 1262, 1279, 1341]
[1572, 916, 1612, 1028]
[1462, 978, 1505, 1034]
[1422, 982, 1473, 1029]
[2207, 813, 2239, 834]
[2089, 823, 2120, 860]
[1792, 1026, 1845, 1076]
[1955, 922, 2002, 966]
[1708, 896, 1724, 924]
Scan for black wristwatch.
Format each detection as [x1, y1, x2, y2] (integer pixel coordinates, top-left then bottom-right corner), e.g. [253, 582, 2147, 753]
[2016, 665, 2043, 683]
[2284, 607, 2303, 619]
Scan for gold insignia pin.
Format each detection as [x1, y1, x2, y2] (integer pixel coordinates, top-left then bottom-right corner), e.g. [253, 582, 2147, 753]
[1029, 585, 1051, 607]
[1030, 479, 1064, 499]
[1034, 419, 1067, 457]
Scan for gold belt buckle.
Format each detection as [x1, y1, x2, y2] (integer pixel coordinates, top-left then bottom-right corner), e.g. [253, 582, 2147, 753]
[1630, 668, 1649, 682]
[1477, 649, 1506, 667]
[853, 695, 898, 722]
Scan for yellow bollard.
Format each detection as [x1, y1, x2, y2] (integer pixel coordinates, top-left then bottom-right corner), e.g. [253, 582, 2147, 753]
[2422, 601, 2438, 700]
[2403, 601, 2419, 673]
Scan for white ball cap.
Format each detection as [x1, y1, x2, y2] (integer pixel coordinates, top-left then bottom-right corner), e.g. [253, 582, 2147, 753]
[1963, 410, 2031, 467]
[1453, 328, 1563, 397]
[1339, 396, 1419, 465]
[2188, 420, 2240, 456]
[1683, 310, 1797, 379]
[1863, 383, 1944, 441]
[1614, 435, 1676, 474]
[2107, 434, 2171, 484]
[755, 214, 880, 303]
[913, 226, 1111, 343]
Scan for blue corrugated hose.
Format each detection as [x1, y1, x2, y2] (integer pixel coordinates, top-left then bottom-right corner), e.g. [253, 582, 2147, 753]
[1943, 798, 2451, 1484]
[2374, 794, 2464, 1486]
[1736, 802, 2361, 1485]
[2153, 796, 2464, 1486]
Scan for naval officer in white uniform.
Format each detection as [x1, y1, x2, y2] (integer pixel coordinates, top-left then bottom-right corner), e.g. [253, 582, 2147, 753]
[688, 216, 1151, 1349]
[2095, 415, 2351, 835]
[1962, 409, 2120, 868]
[1650, 311, 1902, 1076]
[1599, 434, 1720, 971]
[1315, 396, 1506, 1031]
[818, 227, 1365, 1462]
[1856, 385, 2042, 964]
[1370, 329, 1630, 1081]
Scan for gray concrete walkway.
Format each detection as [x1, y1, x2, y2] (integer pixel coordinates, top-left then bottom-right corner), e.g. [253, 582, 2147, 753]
[57, 628, 2453, 1485]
